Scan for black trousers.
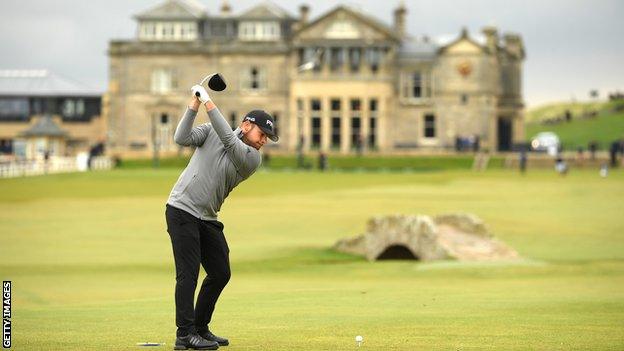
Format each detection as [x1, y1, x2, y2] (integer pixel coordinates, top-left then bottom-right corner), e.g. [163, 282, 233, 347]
[165, 204, 231, 337]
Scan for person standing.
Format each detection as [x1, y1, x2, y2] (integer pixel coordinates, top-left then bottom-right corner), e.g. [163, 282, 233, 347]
[519, 149, 527, 174]
[165, 84, 278, 350]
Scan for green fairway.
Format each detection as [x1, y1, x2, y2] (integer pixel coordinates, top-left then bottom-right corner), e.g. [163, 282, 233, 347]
[1, 168, 623, 350]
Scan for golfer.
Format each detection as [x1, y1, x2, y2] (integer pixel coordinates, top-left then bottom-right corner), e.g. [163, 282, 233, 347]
[165, 83, 277, 350]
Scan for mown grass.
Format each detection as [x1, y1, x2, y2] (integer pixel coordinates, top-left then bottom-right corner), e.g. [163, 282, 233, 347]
[1, 168, 623, 350]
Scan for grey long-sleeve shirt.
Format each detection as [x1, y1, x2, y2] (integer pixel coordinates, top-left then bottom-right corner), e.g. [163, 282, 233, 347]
[166, 106, 261, 220]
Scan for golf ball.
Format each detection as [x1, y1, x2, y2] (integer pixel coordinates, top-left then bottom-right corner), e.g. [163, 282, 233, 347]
[355, 335, 363, 342]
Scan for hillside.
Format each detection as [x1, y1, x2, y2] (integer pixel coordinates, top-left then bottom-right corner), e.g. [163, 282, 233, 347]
[525, 100, 624, 150]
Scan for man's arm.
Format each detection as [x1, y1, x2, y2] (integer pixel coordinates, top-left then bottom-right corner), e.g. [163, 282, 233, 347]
[173, 98, 210, 147]
[204, 101, 261, 178]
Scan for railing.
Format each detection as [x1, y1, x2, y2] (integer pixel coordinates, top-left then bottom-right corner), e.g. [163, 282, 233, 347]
[0, 156, 113, 178]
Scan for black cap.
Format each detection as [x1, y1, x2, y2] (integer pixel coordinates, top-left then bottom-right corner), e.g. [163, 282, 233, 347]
[243, 110, 279, 142]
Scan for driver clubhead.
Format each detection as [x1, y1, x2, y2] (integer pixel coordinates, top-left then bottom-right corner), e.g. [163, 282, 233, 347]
[200, 73, 227, 91]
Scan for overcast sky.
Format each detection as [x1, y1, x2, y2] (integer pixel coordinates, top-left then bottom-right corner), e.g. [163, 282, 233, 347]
[1, 0, 622, 107]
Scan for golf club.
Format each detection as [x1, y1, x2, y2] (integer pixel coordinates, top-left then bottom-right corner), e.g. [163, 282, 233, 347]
[197, 73, 227, 94]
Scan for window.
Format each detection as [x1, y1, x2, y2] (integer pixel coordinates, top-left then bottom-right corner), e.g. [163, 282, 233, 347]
[349, 48, 361, 72]
[329, 48, 344, 71]
[76, 99, 85, 115]
[369, 117, 377, 148]
[330, 99, 341, 149]
[331, 99, 341, 111]
[366, 48, 381, 73]
[369, 99, 377, 112]
[313, 50, 324, 72]
[140, 22, 155, 40]
[0, 139, 13, 154]
[140, 21, 196, 41]
[461, 94, 469, 104]
[350, 98, 361, 149]
[311, 99, 321, 111]
[311, 117, 321, 149]
[351, 117, 361, 149]
[424, 114, 436, 138]
[412, 73, 422, 97]
[155, 113, 174, 151]
[242, 67, 266, 91]
[30, 99, 43, 114]
[0, 98, 29, 120]
[63, 100, 74, 116]
[402, 70, 432, 100]
[151, 69, 176, 94]
[239, 21, 280, 41]
[369, 98, 378, 148]
[251, 68, 259, 89]
[311, 99, 321, 149]
[331, 117, 341, 149]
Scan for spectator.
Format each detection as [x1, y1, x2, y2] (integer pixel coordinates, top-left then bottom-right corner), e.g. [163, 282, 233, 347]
[576, 146, 584, 165]
[473, 135, 480, 152]
[519, 150, 527, 174]
[555, 154, 568, 176]
[600, 163, 608, 178]
[609, 140, 619, 167]
[588, 141, 598, 160]
[318, 152, 328, 171]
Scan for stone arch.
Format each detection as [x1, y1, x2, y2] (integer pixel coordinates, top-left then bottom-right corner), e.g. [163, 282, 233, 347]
[376, 244, 419, 260]
[334, 214, 520, 262]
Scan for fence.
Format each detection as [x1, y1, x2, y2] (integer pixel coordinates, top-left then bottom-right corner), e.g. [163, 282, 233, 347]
[0, 156, 113, 178]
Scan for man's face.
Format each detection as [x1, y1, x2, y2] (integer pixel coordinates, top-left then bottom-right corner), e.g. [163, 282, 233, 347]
[241, 121, 267, 150]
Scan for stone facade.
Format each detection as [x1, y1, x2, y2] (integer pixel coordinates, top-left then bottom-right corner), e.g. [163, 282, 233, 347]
[107, 0, 525, 157]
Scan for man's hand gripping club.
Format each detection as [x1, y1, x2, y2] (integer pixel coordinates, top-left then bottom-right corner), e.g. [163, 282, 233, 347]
[189, 84, 215, 111]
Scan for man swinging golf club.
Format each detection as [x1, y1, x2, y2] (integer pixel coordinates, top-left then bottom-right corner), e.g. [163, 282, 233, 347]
[165, 74, 278, 350]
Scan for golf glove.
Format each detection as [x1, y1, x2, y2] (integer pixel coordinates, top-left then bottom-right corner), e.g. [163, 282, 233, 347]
[191, 84, 211, 103]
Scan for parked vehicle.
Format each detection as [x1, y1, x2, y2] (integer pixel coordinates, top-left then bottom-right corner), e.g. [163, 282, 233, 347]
[531, 132, 560, 155]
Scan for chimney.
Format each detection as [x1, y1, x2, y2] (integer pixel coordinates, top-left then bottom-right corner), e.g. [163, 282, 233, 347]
[460, 27, 469, 39]
[393, 3, 407, 38]
[299, 5, 310, 25]
[482, 26, 498, 54]
[503, 33, 525, 59]
[220, 1, 232, 16]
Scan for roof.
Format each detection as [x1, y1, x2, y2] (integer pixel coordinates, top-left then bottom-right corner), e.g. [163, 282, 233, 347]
[343, 5, 396, 37]
[0, 70, 100, 97]
[438, 28, 486, 54]
[238, 1, 294, 20]
[297, 5, 400, 42]
[19, 116, 68, 138]
[398, 38, 439, 60]
[135, 0, 207, 20]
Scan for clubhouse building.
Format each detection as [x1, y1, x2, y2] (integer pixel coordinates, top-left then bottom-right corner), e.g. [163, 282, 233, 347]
[107, 0, 526, 156]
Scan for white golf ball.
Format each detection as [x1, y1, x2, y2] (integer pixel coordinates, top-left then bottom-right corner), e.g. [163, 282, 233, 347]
[355, 335, 363, 342]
